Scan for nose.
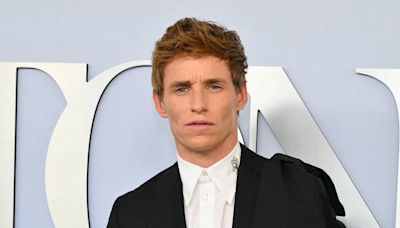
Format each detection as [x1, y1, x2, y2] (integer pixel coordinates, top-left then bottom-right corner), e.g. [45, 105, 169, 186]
[190, 88, 207, 114]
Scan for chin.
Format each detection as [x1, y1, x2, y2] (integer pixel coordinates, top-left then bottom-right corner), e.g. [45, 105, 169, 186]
[186, 143, 213, 154]
[181, 138, 217, 154]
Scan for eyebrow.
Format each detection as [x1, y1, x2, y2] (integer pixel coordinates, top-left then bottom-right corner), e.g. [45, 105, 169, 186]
[203, 78, 227, 85]
[168, 77, 228, 90]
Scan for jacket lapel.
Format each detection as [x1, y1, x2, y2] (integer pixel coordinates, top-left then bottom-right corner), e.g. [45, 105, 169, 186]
[150, 146, 267, 228]
[232, 145, 266, 228]
[151, 163, 187, 228]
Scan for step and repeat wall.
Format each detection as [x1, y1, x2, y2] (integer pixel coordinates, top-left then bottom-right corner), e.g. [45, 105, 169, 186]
[1, 0, 399, 227]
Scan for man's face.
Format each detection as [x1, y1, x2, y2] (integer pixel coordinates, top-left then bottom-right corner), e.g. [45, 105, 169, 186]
[153, 55, 247, 157]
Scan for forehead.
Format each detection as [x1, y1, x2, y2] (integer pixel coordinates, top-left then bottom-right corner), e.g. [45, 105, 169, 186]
[163, 55, 231, 82]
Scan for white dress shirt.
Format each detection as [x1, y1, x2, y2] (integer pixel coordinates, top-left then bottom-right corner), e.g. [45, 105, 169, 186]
[177, 142, 241, 228]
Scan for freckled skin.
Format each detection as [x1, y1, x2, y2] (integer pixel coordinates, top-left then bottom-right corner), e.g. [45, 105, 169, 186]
[153, 56, 248, 168]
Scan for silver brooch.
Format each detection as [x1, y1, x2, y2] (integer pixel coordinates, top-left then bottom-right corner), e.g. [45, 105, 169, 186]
[231, 156, 239, 173]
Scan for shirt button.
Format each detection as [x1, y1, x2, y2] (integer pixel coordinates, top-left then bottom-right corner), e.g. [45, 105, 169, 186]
[204, 193, 209, 200]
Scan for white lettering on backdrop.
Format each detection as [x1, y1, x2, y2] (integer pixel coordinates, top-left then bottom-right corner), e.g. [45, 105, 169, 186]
[0, 61, 150, 228]
[357, 68, 400, 228]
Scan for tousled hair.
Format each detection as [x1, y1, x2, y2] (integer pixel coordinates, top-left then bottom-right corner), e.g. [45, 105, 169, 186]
[152, 17, 247, 97]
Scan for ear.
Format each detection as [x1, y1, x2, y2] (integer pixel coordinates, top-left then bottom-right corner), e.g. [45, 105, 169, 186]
[152, 90, 168, 118]
[236, 82, 248, 111]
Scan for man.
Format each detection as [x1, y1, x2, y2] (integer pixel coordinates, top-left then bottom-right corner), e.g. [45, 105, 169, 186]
[107, 17, 346, 228]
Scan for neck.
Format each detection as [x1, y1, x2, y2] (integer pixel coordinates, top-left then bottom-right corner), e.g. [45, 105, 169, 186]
[177, 138, 238, 168]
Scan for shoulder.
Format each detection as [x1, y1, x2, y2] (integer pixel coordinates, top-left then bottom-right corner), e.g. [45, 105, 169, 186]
[266, 153, 345, 217]
[240, 144, 345, 217]
[107, 163, 179, 226]
[115, 163, 178, 206]
[266, 152, 329, 183]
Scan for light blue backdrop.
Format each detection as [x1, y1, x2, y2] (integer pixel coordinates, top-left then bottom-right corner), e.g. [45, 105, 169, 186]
[1, 0, 399, 227]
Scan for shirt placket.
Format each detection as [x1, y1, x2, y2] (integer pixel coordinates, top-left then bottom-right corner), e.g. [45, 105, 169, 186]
[198, 171, 215, 228]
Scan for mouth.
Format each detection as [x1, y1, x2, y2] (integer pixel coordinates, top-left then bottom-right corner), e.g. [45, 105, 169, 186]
[186, 120, 214, 125]
[186, 120, 214, 130]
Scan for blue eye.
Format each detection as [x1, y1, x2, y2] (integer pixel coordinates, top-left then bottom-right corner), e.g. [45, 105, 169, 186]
[209, 84, 222, 91]
[174, 86, 189, 94]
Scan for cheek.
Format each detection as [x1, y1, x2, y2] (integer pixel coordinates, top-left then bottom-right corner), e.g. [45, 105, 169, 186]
[218, 99, 238, 122]
[167, 109, 180, 124]
[164, 100, 185, 123]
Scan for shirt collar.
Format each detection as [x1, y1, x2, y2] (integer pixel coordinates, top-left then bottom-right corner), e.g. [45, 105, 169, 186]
[177, 142, 241, 207]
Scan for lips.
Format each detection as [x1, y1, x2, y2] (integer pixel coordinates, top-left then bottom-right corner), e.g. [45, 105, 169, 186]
[186, 120, 214, 125]
[186, 120, 214, 131]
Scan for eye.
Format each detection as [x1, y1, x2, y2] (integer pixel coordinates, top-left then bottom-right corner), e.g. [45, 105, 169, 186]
[208, 83, 223, 91]
[174, 86, 189, 95]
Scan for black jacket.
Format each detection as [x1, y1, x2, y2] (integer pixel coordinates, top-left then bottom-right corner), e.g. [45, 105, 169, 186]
[107, 144, 345, 228]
